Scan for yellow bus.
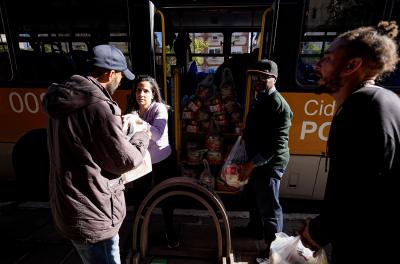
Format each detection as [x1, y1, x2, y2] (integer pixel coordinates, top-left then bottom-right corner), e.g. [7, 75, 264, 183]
[0, 0, 399, 201]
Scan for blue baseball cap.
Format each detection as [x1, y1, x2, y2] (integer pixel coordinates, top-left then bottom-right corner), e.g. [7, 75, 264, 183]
[88, 44, 135, 80]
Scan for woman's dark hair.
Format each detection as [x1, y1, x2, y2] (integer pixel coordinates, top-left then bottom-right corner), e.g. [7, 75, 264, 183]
[338, 20, 399, 78]
[127, 75, 168, 112]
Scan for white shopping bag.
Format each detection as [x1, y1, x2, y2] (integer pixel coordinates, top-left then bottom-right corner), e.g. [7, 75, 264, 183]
[121, 151, 152, 184]
[270, 232, 328, 264]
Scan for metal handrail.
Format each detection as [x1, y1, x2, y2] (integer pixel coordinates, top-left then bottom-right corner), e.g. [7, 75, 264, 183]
[131, 177, 233, 264]
[155, 9, 168, 104]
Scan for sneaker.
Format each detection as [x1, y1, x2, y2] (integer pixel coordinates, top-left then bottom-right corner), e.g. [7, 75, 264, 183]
[165, 232, 180, 249]
[256, 257, 270, 264]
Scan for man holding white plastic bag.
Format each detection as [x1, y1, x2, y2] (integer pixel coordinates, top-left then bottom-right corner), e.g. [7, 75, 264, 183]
[238, 60, 293, 264]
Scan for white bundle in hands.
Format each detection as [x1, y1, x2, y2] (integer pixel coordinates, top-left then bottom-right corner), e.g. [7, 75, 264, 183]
[121, 112, 152, 183]
[123, 112, 148, 140]
[121, 151, 152, 184]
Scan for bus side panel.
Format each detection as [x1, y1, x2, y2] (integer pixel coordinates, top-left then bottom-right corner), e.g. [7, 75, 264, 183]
[0, 143, 15, 180]
[0, 88, 131, 183]
[0, 88, 48, 142]
[279, 92, 334, 200]
[282, 92, 335, 156]
[0, 88, 132, 143]
[281, 155, 328, 200]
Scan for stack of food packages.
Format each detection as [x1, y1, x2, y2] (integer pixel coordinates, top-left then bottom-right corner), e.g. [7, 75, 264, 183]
[181, 70, 243, 192]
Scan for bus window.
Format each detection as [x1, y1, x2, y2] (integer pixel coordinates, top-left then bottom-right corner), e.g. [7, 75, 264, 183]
[0, 17, 12, 81]
[6, 0, 132, 86]
[380, 0, 400, 88]
[189, 32, 224, 73]
[297, 0, 395, 87]
[155, 31, 176, 78]
[231, 32, 259, 55]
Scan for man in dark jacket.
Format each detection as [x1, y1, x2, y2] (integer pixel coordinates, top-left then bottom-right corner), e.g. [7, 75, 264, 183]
[42, 44, 150, 264]
[299, 21, 400, 263]
[239, 59, 293, 263]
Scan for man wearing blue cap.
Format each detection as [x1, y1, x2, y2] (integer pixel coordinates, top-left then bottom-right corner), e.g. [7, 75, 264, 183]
[42, 44, 150, 264]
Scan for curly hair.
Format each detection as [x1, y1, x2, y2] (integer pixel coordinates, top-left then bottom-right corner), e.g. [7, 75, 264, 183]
[338, 20, 399, 78]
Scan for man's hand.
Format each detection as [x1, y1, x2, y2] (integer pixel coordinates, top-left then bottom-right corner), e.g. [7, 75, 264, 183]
[298, 218, 321, 253]
[238, 162, 255, 182]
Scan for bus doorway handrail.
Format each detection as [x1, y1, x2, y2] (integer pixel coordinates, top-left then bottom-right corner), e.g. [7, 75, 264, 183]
[155, 9, 168, 104]
[258, 0, 280, 61]
[258, 7, 273, 61]
[172, 67, 181, 162]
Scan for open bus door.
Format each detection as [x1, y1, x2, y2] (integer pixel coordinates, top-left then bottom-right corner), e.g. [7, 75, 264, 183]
[152, 1, 280, 203]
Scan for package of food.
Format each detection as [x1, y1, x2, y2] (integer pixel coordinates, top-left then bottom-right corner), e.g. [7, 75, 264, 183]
[207, 150, 223, 165]
[122, 151, 152, 184]
[187, 98, 202, 112]
[206, 135, 223, 151]
[270, 232, 328, 264]
[186, 120, 200, 133]
[199, 159, 215, 191]
[221, 164, 243, 187]
[187, 149, 207, 165]
[220, 136, 248, 188]
[123, 112, 148, 140]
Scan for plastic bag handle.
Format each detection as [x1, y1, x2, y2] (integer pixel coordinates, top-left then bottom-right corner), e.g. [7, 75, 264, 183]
[203, 159, 210, 172]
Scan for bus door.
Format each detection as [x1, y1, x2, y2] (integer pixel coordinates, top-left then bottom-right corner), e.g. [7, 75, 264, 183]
[152, 1, 279, 195]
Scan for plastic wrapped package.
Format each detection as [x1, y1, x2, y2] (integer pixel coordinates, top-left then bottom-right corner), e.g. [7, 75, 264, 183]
[270, 232, 328, 264]
[199, 159, 215, 191]
[220, 136, 248, 188]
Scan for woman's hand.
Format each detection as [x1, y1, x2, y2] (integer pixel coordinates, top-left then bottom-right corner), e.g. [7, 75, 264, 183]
[143, 125, 152, 139]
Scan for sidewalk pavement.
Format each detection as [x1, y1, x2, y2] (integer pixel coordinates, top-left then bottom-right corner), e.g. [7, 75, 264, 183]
[0, 201, 324, 264]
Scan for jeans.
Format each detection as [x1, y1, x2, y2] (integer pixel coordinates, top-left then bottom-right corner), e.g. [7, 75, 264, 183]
[244, 166, 283, 247]
[72, 234, 121, 264]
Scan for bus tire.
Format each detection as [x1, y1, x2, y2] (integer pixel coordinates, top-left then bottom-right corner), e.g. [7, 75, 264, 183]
[12, 129, 49, 202]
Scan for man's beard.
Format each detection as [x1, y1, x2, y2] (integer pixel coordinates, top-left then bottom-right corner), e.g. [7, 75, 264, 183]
[314, 70, 342, 95]
[105, 77, 120, 95]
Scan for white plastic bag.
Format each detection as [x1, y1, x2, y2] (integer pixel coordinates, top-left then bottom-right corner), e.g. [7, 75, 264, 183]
[220, 136, 247, 188]
[122, 112, 148, 140]
[199, 159, 215, 191]
[121, 151, 152, 184]
[270, 232, 328, 264]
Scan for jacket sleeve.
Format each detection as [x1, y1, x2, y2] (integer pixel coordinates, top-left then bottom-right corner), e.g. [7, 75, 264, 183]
[142, 103, 168, 142]
[91, 102, 150, 178]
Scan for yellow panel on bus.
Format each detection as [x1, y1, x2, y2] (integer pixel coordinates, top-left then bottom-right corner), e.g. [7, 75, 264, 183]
[0, 88, 131, 143]
[282, 92, 336, 156]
